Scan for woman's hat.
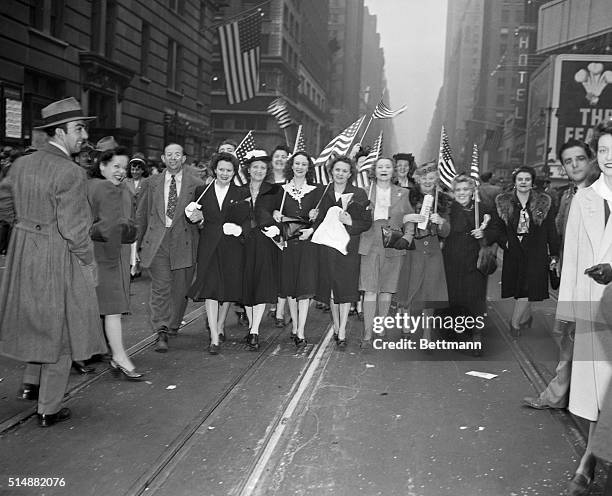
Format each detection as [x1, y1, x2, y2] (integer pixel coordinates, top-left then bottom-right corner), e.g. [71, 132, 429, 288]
[129, 152, 146, 165]
[244, 149, 271, 165]
[414, 160, 437, 175]
[34, 97, 96, 129]
[94, 136, 119, 152]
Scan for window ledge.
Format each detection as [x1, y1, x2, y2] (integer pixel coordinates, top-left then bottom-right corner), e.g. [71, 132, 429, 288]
[196, 100, 203, 107]
[28, 28, 69, 48]
[140, 76, 151, 84]
[166, 88, 183, 98]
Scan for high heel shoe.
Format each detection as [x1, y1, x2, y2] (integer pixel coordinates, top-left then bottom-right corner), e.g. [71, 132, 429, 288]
[508, 320, 521, 339]
[110, 360, 144, 381]
[247, 333, 260, 351]
[567, 472, 594, 496]
[520, 315, 533, 330]
[295, 337, 307, 348]
[336, 338, 347, 350]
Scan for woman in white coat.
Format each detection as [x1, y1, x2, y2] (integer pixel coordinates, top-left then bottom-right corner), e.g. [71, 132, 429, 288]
[557, 120, 612, 495]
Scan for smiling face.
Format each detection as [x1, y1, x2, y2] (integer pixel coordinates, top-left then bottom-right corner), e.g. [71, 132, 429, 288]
[396, 159, 410, 179]
[130, 163, 143, 180]
[100, 154, 129, 185]
[161, 144, 186, 174]
[561, 146, 590, 184]
[291, 154, 310, 179]
[597, 134, 612, 177]
[374, 158, 394, 182]
[218, 143, 236, 155]
[514, 171, 533, 193]
[272, 149, 288, 172]
[453, 180, 474, 206]
[59, 120, 89, 155]
[332, 161, 351, 186]
[249, 160, 269, 183]
[417, 171, 438, 194]
[215, 159, 235, 186]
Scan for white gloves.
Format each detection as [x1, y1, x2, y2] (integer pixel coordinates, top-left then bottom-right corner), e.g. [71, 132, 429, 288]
[185, 202, 203, 223]
[262, 225, 280, 238]
[223, 223, 242, 236]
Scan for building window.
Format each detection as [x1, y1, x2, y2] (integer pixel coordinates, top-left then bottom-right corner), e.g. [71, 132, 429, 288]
[197, 57, 205, 101]
[501, 9, 509, 23]
[30, 0, 65, 38]
[138, 119, 147, 152]
[105, 0, 117, 58]
[497, 77, 505, 88]
[169, 0, 185, 15]
[141, 22, 150, 76]
[89, 90, 116, 129]
[167, 39, 183, 91]
[496, 94, 505, 106]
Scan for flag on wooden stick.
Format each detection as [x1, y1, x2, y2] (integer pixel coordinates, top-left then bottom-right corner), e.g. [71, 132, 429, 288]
[470, 143, 480, 185]
[234, 130, 255, 186]
[437, 126, 457, 189]
[218, 9, 262, 105]
[354, 131, 383, 188]
[314, 115, 365, 167]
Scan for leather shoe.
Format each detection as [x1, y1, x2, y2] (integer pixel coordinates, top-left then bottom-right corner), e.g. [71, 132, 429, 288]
[208, 343, 220, 355]
[522, 396, 564, 410]
[38, 407, 71, 428]
[567, 472, 593, 496]
[218, 332, 226, 343]
[72, 361, 96, 375]
[18, 383, 39, 401]
[155, 329, 169, 353]
[166, 328, 178, 337]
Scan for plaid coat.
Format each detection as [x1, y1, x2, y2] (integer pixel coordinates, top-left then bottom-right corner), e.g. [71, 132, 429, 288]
[0, 144, 107, 362]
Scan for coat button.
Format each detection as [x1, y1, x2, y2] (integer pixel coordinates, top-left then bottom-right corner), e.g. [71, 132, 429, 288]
[423, 240, 429, 246]
[35, 225, 41, 230]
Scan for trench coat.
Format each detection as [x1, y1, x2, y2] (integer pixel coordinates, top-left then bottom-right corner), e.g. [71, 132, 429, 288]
[556, 183, 612, 422]
[0, 144, 106, 363]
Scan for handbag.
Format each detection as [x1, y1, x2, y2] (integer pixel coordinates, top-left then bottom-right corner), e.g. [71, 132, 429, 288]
[381, 226, 415, 250]
[549, 268, 560, 290]
[476, 245, 497, 275]
[280, 216, 312, 242]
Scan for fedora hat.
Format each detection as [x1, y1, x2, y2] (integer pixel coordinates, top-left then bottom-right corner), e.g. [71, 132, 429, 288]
[94, 136, 119, 152]
[34, 97, 96, 129]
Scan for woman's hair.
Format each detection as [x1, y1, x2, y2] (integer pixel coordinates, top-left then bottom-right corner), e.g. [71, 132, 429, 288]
[328, 155, 356, 181]
[590, 120, 612, 153]
[511, 165, 536, 184]
[89, 146, 129, 179]
[451, 174, 476, 191]
[217, 139, 237, 152]
[271, 144, 291, 158]
[284, 151, 316, 184]
[211, 152, 240, 177]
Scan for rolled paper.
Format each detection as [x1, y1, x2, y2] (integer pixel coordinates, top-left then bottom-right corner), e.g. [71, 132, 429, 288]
[418, 194, 434, 230]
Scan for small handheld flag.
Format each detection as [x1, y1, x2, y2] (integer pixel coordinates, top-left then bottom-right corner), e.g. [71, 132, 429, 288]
[234, 130, 256, 186]
[437, 126, 457, 189]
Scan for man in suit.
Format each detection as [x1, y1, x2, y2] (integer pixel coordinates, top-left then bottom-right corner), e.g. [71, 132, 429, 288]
[0, 97, 107, 427]
[136, 143, 203, 352]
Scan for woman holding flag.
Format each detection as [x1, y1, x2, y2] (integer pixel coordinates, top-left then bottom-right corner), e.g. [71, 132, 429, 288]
[312, 156, 371, 348]
[396, 161, 451, 347]
[272, 151, 322, 347]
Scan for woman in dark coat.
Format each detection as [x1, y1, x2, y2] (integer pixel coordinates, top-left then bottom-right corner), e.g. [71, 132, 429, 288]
[187, 153, 251, 354]
[442, 175, 492, 353]
[272, 151, 321, 346]
[88, 147, 143, 379]
[241, 150, 282, 350]
[313, 156, 372, 348]
[488, 166, 560, 336]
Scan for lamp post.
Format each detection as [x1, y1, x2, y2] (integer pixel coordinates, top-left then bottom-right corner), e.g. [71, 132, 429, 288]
[541, 106, 557, 179]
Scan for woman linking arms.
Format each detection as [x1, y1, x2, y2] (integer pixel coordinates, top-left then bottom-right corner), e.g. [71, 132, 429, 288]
[272, 151, 321, 347]
[313, 156, 371, 348]
[187, 153, 251, 355]
[88, 147, 143, 379]
[358, 157, 414, 348]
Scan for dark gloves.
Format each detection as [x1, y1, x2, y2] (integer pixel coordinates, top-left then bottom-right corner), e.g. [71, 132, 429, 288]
[394, 237, 413, 250]
[585, 263, 612, 285]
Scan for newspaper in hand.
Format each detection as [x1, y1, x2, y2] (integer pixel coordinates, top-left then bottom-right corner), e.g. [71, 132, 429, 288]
[417, 194, 434, 230]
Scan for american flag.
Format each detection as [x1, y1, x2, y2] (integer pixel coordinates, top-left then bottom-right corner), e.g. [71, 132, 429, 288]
[314, 163, 330, 185]
[218, 10, 262, 105]
[372, 99, 407, 119]
[234, 130, 255, 186]
[267, 98, 293, 129]
[438, 126, 457, 189]
[293, 125, 306, 154]
[314, 115, 365, 167]
[470, 144, 480, 185]
[354, 132, 383, 189]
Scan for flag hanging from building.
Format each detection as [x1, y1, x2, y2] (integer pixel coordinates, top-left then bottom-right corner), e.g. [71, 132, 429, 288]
[438, 126, 457, 189]
[293, 125, 306, 154]
[314, 115, 365, 167]
[372, 99, 407, 119]
[483, 128, 503, 151]
[354, 131, 383, 188]
[218, 9, 262, 105]
[233, 130, 256, 186]
[470, 143, 480, 185]
[267, 98, 294, 129]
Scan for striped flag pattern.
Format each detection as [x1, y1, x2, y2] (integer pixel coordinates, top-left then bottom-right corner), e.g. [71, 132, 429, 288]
[314, 115, 365, 167]
[234, 130, 255, 186]
[267, 98, 293, 129]
[438, 126, 457, 189]
[372, 99, 407, 119]
[293, 125, 306, 154]
[218, 10, 262, 105]
[470, 143, 480, 185]
[354, 132, 383, 189]
[314, 163, 330, 185]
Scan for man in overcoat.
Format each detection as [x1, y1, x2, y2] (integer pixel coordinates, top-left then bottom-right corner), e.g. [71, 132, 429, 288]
[0, 97, 107, 427]
[136, 143, 203, 352]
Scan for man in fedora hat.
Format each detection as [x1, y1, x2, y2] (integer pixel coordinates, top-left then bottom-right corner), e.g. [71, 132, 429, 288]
[0, 97, 107, 427]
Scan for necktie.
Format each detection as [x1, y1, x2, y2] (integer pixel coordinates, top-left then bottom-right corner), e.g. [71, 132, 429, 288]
[167, 175, 177, 220]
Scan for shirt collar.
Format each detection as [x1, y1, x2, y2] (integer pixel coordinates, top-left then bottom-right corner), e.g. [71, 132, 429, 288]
[49, 140, 70, 157]
[165, 169, 183, 180]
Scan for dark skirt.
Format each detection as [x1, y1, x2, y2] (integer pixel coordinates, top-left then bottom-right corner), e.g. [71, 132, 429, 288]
[443, 238, 487, 316]
[316, 245, 360, 304]
[189, 236, 244, 302]
[279, 239, 317, 300]
[242, 230, 280, 306]
[95, 243, 130, 315]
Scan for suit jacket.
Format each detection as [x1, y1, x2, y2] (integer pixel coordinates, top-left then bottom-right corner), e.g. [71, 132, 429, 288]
[136, 169, 204, 269]
[0, 143, 106, 362]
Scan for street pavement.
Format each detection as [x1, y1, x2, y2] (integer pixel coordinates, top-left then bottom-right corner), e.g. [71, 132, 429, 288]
[0, 257, 608, 495]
